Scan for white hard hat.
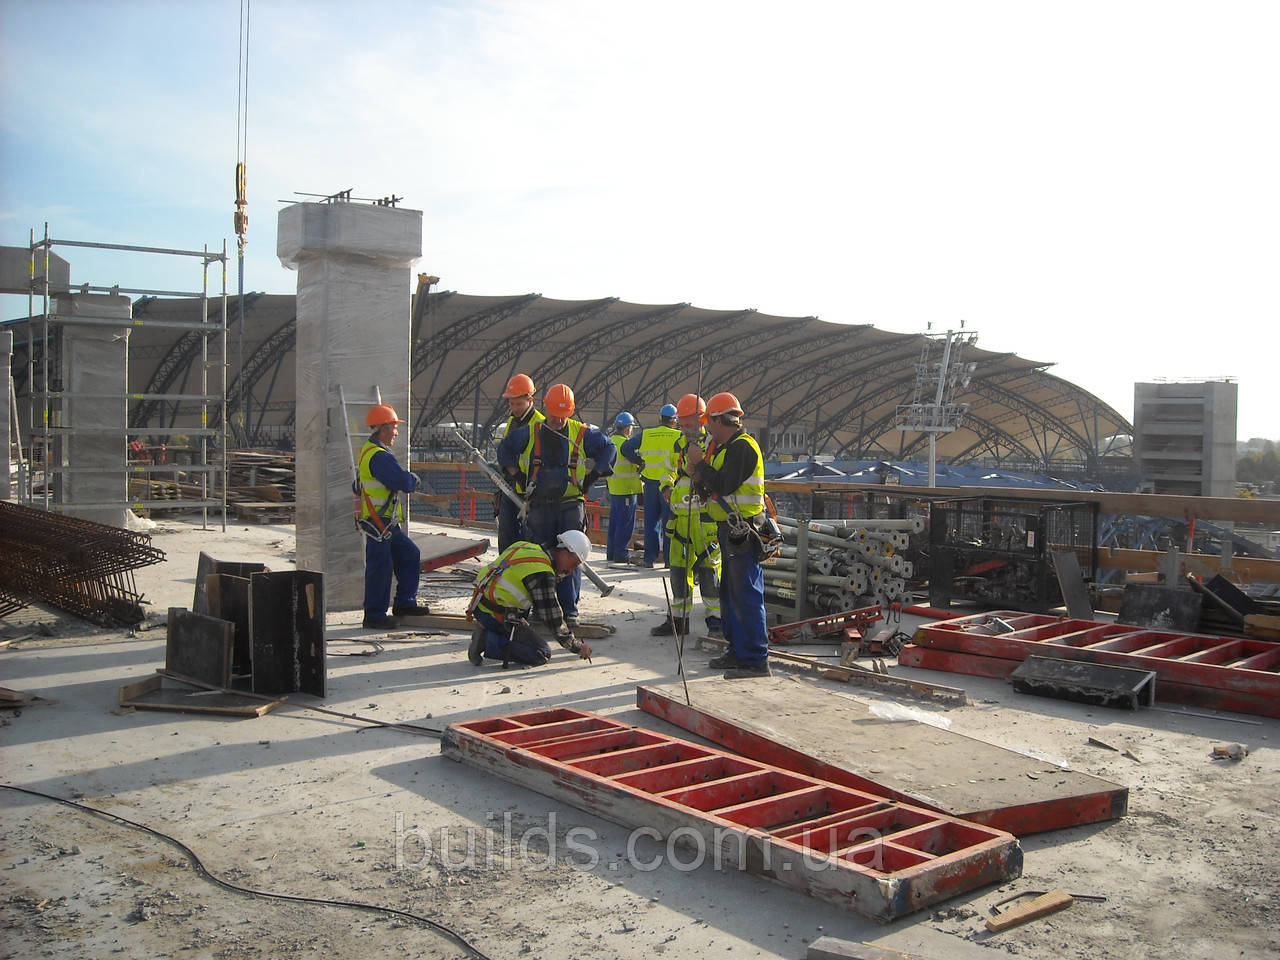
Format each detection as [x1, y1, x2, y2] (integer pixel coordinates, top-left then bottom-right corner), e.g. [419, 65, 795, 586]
[555, 530, 591, 564]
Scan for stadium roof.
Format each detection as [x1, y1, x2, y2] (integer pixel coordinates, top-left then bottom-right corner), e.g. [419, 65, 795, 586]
[7, 281, 1132, 468]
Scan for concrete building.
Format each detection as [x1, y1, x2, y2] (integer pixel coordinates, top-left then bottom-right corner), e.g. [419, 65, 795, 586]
[1133, 381, 1237, 497]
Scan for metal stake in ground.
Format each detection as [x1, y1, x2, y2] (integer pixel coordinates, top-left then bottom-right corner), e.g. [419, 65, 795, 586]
[662, 578, 691, 704]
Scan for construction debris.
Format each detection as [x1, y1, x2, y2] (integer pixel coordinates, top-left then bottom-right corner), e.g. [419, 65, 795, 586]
[0, 500, 165, 625]
[985, 889, 1075, 932]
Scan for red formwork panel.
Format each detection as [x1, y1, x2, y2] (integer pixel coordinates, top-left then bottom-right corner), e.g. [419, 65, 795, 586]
[443, 707, 1022, 922]
[906, 611, 1280, 718]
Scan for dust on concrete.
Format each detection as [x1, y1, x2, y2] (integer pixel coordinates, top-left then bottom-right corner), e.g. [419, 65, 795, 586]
[2, 517, 1278, 960]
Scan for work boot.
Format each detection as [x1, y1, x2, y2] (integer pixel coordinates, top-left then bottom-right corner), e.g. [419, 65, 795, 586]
[708, 652, 744, 670]
[724, 661, 772, 679]
[392, 603, 432, 617]
[650, 618, 689, 637]
[361, 616, 398, 630]
[467, 625, 485, 666]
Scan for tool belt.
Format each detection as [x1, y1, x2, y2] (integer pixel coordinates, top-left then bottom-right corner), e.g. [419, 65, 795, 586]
[723, 511, 782, 562]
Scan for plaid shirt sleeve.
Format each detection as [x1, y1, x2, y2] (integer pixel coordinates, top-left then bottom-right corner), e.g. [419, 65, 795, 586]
[525, 570, 567, 630]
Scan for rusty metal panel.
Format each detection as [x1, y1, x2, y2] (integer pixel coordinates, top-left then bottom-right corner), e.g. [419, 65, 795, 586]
[444, 707, 1021, 921]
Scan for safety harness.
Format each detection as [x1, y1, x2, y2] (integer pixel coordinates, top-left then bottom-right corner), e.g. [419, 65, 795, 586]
[355, 442, 401, 542]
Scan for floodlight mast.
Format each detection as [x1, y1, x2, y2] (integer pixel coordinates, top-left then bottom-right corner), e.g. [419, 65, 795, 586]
[894, 326, 976, 488]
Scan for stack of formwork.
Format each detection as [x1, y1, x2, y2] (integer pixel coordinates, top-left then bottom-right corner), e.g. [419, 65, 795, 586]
[764, 516, 921, 612]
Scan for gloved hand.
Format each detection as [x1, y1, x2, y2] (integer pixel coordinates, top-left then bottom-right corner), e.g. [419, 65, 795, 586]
[582, 471, 600, 492]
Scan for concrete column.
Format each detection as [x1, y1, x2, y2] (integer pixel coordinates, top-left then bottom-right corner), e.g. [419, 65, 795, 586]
[56, 292, 132, 526]
[278, 201, 422, 611]
[2, 330, 12, 500]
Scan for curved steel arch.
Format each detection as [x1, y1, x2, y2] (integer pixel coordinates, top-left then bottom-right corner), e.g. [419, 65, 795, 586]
[410, 293, 540, 381]
[762, 340, 932, 452]
[624, 317, 815, 417]
[413, 297, 619, 441]
[213, 315, 299, 431]
[573, 309, 758, 412]
[130, 291, 263, 428]
[713, 326, 867, 399]
[478, 302, 692, 439]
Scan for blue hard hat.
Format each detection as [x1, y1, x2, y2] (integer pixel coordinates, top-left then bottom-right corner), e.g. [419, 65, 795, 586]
[659, 403, 677, 418]
[614, 411, 635, 426]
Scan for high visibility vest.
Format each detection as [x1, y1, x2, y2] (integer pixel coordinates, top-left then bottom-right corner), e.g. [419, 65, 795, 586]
[505, 409, 545, 493]
[520, 419, 589, 500]
[470, 542, 554, 619]
[607, 434, 643, 495]
[357, 440, 403, 524]
[636, 424, 681, 481]
[703, 432, 765, 522]
[664, 430, 710, 520]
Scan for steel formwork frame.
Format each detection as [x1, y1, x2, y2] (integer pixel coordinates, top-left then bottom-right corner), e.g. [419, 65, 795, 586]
[20, 224, 229, 528]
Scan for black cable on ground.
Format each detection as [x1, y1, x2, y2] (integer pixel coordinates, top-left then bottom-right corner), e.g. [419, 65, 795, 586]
[0, 783, 493, 960]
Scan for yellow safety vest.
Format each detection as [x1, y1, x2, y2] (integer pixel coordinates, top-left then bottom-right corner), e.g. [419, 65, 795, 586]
[636, 424, 681, 481]
[470, 542, 554, 620]
[703, 432, 765, 522]
[607, 434, 643, 495]
[505, 409, 545, 493]
[520, 419, 589, 500]
[663, 429, 708, 514]
[357, 440, 403, 524]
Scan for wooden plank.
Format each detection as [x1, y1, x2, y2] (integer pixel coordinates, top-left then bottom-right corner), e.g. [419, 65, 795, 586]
[985, 889, 1073, 932]
[119, 674, 281, 717]
[394, 611, 615, 640]
[807, 938, 924, 960]
[769, 480, 1280, 525]
[637, 678, 1127, 836]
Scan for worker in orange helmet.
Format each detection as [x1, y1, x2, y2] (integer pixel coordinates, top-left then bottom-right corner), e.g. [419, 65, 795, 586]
[496, 373, 544, 550]
[653, 394, 723, 640]
[497, 383, 615, 625]
[357, 404, 430, 629]
[685, 391, 771, 678]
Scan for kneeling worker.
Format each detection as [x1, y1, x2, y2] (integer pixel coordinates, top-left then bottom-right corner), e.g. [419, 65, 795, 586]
[467, 531, 595, 667]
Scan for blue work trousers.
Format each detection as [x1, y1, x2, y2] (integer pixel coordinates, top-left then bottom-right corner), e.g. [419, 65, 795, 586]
[526, 498, 585, 620]
[607, 492, 637, 562]
[641, 477, 671, 565]
[719, 539, 769, 666]
[496, 493, 524, 552]
[363, 523, 421, 619]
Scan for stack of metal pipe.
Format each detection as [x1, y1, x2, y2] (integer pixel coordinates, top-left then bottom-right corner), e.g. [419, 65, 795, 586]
[763, 515, 923, 613]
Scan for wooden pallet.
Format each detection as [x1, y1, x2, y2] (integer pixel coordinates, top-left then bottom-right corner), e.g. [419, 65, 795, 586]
[443, 707, 1021, 921]
[230, 500, 296, 523]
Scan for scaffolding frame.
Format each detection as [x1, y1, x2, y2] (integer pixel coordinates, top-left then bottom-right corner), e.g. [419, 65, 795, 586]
[19, 224, 229, 529]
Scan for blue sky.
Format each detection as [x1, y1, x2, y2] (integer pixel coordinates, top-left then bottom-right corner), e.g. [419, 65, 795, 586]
[3, 0, 1276, 440]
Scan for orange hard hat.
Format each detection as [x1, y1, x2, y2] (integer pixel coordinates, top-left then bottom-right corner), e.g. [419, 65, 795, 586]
[503, 373, 535, 399]
[676, 393, 707, 423]
[544, 383, 576, 417]
[707, 392, 744, 419]
[366, 403, 404, 428]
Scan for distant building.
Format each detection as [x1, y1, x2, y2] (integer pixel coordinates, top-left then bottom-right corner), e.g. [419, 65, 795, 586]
[1133, 381, 1237, 497]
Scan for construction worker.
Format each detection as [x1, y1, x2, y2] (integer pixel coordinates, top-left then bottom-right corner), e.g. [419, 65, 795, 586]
[606, 412, 642, 563]
[496, 373, 544, 551]
[621, 403, 681, 567]
[497, 383, 614, 625]
[653, 394, 722, 639]
[466, 532, 594, 666]
[686, 392, 770, 678]
[357, 404, 430, 630]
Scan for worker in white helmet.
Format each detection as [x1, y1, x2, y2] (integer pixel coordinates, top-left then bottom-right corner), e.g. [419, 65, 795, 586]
[466, 531, 595, 666]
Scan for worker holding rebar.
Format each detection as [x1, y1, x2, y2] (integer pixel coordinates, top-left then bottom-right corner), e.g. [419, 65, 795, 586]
[652, 394, 723, 639]
[686, 392, 771, 678]
[466, 532, 594, 666]
[605, 412, 642, 563]
[497, 383, 614, 627]
[357, 404, 431, 630]
[620, 403, 681, 568]
[495, 373, 545, 551]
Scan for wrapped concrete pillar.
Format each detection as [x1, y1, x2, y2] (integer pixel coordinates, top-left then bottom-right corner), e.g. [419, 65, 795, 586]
[56, 292, 132, 526]
[2, 330, 11, 500]
[278, 201, 422, 611]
